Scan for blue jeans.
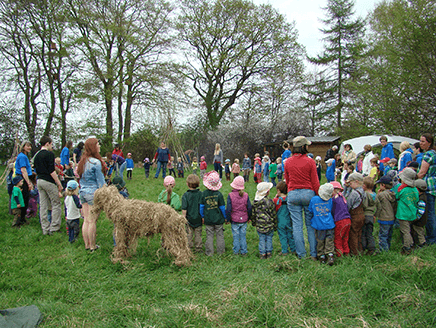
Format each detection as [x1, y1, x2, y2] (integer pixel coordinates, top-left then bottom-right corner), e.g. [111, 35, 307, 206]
[426, 193, 436, 244]
[278, 214, 295, 254]
[257, 231, 273, 255]
[214, 162, 222, 179]
[287, 189, 317, 258]
[271, 177, 276, 187]
[155, 161, 167, 178]
[115, 161, 127, 178]
[263, 174, 269, 182]
[231, 222, 248, 254]
[379, 223, 393, 251]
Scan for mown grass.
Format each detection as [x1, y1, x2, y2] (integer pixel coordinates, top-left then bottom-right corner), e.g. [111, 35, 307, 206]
[1, 166, 436, 327]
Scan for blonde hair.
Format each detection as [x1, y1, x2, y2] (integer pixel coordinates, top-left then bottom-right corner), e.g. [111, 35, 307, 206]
[276, 158, 282, 163]
[165, 184, 173, 205]
[65, 187, 79, 196]
[20, 140, 32, 153]
[400, 141, 410, 152]
[255, 153, 260, 158]
[234, 158, 239, 164]
[214, 143, 221, 155]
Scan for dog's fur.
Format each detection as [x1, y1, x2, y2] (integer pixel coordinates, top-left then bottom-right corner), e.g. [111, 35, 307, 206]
[92, 185, 192, 266]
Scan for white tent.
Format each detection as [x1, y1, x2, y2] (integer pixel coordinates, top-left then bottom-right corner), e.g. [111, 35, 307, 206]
[339, 135, 420, 155]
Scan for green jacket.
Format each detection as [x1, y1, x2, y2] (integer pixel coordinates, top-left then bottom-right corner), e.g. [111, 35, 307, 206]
[395, 184, 419, 221]
[201, 189, 226, 225]
[252, 197, 277, 234]
[158, 189, 181, 211]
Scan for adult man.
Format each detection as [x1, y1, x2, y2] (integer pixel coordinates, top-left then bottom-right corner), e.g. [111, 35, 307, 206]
[60, 140, 72, 167]
[379, 136, 395, 174]
[324, 145, 338, 162]
[34, 136, 63, 235]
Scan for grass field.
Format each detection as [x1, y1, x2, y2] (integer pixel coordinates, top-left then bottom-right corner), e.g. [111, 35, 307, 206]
[1, 166, 436, 327]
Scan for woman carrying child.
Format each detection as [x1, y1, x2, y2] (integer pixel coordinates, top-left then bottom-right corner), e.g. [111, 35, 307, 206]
[226, 176, 252, 256]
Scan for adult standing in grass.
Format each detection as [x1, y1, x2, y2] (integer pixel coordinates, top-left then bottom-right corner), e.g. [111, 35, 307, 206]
[417, 133, 436, 245]
[73, 141, 84, 167]
[60, 141, 72, 167]
[379, 136, 395, 174]
[14, 140, 34, 225]
[34, 136, 64, 235]
[284, 136, 320, 260]
[213, 143, 224, 179]
[77, 138, 106, 251]
[152, 141, 171, 179]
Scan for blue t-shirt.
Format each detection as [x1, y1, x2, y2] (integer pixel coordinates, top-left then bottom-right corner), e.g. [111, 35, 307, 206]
[308, 196, 335, 231]
[15, 152, 32, 177]
[60, 147, 70, 166]
[282, 149, 292, 164]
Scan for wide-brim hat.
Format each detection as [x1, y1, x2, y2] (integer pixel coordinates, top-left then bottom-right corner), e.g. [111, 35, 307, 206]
[399, 168, 416, 187]
[12, 176, 23, 185]
[255, 182, 273, 201]
[230, 176, 245, 190]
[326, 158, 335, 165]
[112, 176, 126, 189]
[415, 179, 427, 191]
[330, 181, 343, 191]
[347, 172, 364, 182]
[293, 136, 311, 147]
[164, 176, 175, 187]
[67, 180, 79, 190]
[319, 183, 334, 201]
[203, 171, 222, 191]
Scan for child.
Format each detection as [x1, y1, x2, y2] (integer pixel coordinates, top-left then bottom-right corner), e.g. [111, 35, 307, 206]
[252, 182, 276, 259]
[143, 158, 151, 178]
[276, 158, 283, 182]
[412, 179, 427, 248]
[262, 156, 270, 183]
[11, 176, 25, 228]
[325, 158, 335, 182]
[362, 177, 376, 255]
[182, 174, 203, 252]
[254, 154, 262, 183]
[395, 168, 419, 255]
[242, 153, 251, 182]
[226, 176, 252, 256]
[330, 181, 351, 257]
[26, 174, 39, 219]
[199, 156, 207, 179]
[224, 159, 231, 181]
[168, 156, 176, 178]
[308, 183, 335, 265]
[177, 157, 184, 178]
[158, 176, 181, 211]
[126, 153, 134, 180]
[191, 157, 198, 176]
[356, 154, 364, 173]
[64, 180, 82, 243]
[345, 172, 366, 256]
[369, 157, 379, 181]
[374, 176, 396, 252]
[315, 156, 322, 181]
[200, 171, 226, 256]
[64, 161, 75, 185]
[269, 158, 277, 187]
[274, 181, 295, 255]
[232, 159, 241, 179]
[55, 157, 66, 189]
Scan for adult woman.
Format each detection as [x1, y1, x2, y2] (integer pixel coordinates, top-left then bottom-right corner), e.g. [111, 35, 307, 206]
[362, 144, 375, 176]
[213, 143, 223, 179]
[73, 141, 84, 167]
[152, 141, 171, 178]
[341, 144, 357, 164]
[14, 140, 33, 226]
[417, 133, 436, 245]
[77, 138, 106, 251]
[284, 136, 320, 259]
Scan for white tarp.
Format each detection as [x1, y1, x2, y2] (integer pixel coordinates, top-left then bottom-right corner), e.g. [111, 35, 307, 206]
[339, 135, 420, 155]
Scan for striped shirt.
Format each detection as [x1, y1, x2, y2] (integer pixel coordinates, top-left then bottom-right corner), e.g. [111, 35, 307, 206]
[422, 149, 436, 196]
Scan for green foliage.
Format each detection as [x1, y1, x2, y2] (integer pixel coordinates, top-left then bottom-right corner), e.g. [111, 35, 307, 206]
[123, 126, 159, 162]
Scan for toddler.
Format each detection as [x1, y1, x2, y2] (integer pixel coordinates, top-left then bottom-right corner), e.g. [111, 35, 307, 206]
[325, 158, 335, 182]
[274, 181, 295, 255]
[262, 156, 270, 182]
[55, 157, 66, 189]
[200, 156, 207, 179]
[167, 156, 176, 178]
[177, 157, 184, 178]
[369, 157, 379, 181]
[242, 153, 251, 182]
[143, 158, 151, 178]
[308, 183, 335, 265]
[253, 154, 262, 183]
[158, 176, 181, 211]
[200, 171, 226, 256]
[374, 175, 396, 251]
[11, 176, 25, 228]
[226, 176, 252, 255]
[64, 180, 82, 243]
[269, 158, 277, 187]
[252, 182, 276, 259]
[182, 174, 203, 252]
[276, 158, 283, 182]
[191, 157, 198, 176]
[345, 173, 366, 255]
[64, 161, 75, 185]
[330, 181, 351, 257]
[315, 156, 322, 181]
[232, 159, 240, 179]
[362, 177, 376, 255]
[126, 153, 134, 180]
[224, 159, 231, 181]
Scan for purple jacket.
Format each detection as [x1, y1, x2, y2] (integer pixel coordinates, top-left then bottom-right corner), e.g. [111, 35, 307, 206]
[226, 190, 252, 223]
[331, 194, 351, 222]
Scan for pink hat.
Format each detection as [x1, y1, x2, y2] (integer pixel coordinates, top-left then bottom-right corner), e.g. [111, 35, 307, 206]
[127, 153, 132, 156]
[163, 176, 175, 187]
[330, 181, 343, 191]
[230, 176, 245, 190]
[203, 171, 222, 191]
[200, 156, 205, 161]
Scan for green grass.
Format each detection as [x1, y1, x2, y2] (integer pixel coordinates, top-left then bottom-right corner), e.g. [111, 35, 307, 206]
[1, 166, 436, 327]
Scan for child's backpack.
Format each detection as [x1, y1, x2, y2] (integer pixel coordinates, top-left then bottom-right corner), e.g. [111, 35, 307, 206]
[276, 164, 282, 175]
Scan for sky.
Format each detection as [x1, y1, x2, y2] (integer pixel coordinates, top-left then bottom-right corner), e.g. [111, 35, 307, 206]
[252, 0, 382, 60]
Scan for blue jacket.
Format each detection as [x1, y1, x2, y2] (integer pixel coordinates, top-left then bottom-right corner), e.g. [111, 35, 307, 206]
[308, 196, 335, 230]
[399, 148, 413, 171]
[60, 147, 70, 166]
[380, 143, 395, 172]
[326, 160, 335, 181]
[79, 158, 106, 195]
[126, 158, 134, 169]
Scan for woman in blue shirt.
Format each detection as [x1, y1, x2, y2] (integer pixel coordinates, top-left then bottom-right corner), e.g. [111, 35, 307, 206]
[15, 140, 33, 224]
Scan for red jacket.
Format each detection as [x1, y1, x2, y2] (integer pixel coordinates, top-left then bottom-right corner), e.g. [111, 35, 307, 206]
[284, 154, 320, 195]
[200, 160, 207, 170]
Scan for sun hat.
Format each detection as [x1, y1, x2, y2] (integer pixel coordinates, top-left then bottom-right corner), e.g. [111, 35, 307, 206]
[12, 176, 23, 185]
[415, 179, 427, 191]
[230, 176, 245, 190]
[330, 181, 343, 191]
[203, 171, 222, 191]
[399, 168, 416, 187]
[163, 176, 175, 187]
[315, 156, 322, 161]
[347, 172, 363, 182]
[379, 157, 391, 163]
[112, 176, 126, 189]
[319, 183, 334, 201]
[325, 158, 335, 165]
[67, 180, 79, 190]
[144, 157, 149, 162]
[307, 153, 314, 159]
[127, 153, 132, 156]
[225, 159, 230, 163]
[293, 136, 311, 147]
[255, 182, 273, 201]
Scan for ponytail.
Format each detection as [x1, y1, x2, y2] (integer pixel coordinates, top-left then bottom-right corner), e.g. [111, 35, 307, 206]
[166, 185, 173, 205]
